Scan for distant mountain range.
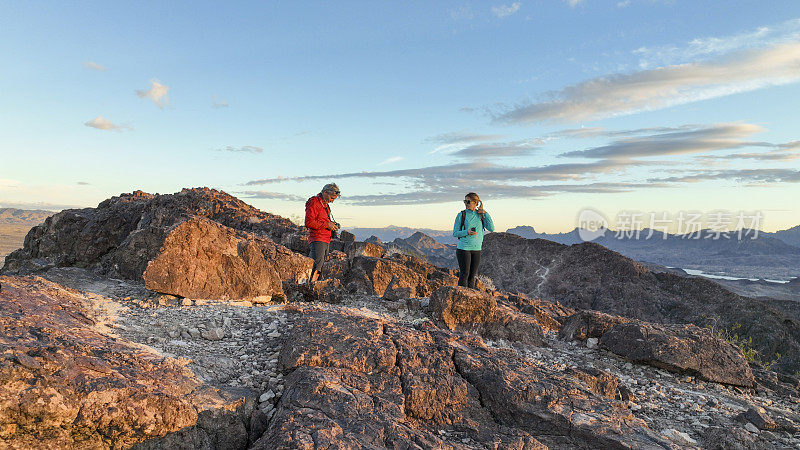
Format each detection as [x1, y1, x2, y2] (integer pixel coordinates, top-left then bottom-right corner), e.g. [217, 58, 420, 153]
[365, 231, 457, 269]
[507, 225, 800, 281]
[347, 225, 455, 245]
[0, 208, 52, 224]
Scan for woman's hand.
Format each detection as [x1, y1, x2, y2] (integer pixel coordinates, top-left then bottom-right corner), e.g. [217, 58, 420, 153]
[476, 202, 485, 215]
[468, 229, 477, 235]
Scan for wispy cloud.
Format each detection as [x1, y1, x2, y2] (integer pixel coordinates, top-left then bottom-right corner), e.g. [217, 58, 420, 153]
[76, 181, 91, 185]
[648, 169, 800, 185]
[550, 124, 700, 139]
[244, 158, 657, 188]
[238, 190, 305, 202]
[82, 61, 108, 71]
[327, 180, 669, 206]
[560, 123, 767, 159]
[84, 115, 131, 132]
[495, 42, 800, 124]
[241, 121, 794, 206]
[218, 145, 263, 154]
[426, 131, 506, 144]
[635, 18, 800, 68]
[451, 141, 539, 158]
[564, 0, 584, 7]
[695, 139, 800, 162]
[425, 131, 507, 154]
[378, 156, 404, 165]
[136, 79, 170, 108]
[492, 3, 521, 18]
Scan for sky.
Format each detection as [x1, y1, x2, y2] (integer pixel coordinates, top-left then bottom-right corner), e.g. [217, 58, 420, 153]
[1, 1, 799, 233]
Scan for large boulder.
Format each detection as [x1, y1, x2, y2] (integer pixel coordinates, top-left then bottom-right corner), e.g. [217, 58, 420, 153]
[143, 218, 312, 300]
[430, 286, 497, 330]
[559, 310, 632, 341]
[256, 307, 672, 449]
[2, 188, 315, 301]
[343, 253, 457, 297]
[2, 188, 307, 279]
[0, 276, 254, 449]
[599, 321, 755, 387]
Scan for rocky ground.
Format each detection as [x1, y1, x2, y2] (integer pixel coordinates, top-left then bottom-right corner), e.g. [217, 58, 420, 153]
[22, 267, 800, 449]
[4, 189, 800, 449]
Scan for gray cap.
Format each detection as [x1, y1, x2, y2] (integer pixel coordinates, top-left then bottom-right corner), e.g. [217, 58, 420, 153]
[322, 183, 340, 195]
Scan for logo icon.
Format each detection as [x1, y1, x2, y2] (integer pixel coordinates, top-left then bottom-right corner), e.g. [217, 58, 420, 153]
[577, 208, 609, 242]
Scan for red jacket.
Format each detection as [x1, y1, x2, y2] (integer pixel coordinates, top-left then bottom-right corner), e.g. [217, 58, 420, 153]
[305, 195, 332, 243]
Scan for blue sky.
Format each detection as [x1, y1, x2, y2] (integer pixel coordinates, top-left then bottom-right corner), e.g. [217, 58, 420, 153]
[1, 1, 799, 232]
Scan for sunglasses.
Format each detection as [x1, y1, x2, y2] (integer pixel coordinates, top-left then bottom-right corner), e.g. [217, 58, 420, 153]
[463, 200, 473, 204]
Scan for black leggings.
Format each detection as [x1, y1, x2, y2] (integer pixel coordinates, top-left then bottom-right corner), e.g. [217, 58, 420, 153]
[456, 249, 481, 288]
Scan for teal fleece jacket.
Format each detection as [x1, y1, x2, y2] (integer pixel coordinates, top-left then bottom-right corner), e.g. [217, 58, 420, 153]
[452, 210, 495, 250]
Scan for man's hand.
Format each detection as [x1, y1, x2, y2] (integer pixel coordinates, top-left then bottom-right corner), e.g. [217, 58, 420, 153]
[468, 229, 477, 236]
[326, 221, 339, 231]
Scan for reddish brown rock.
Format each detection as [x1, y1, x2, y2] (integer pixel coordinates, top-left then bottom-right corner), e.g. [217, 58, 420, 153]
[346, 241, 386, 259]
[483, 304, 545, 346]
[599, 321, 755, 387]
[142, 218, 312, 301]
[320, 250, 349, 280]
[258, 307, 670, 449]
[2, 187, 307, 279]
[284, 278, 347, 304]
[430, 286, 498, 331]
[0, 276, 254, 449]
[496, 292, 575, 332]
[559, 310, 632, 341]
[343, 253, 457, 298]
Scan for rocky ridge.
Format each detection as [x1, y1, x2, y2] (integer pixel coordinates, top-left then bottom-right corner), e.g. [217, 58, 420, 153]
[481, 232, 800, 375]
[2, 189, 799, 449]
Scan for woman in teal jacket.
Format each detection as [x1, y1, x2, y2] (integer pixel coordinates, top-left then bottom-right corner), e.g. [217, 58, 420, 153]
[452, 192, 495, 288]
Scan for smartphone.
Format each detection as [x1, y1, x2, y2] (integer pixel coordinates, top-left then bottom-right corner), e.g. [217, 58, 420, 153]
[470, 227, 476, 232]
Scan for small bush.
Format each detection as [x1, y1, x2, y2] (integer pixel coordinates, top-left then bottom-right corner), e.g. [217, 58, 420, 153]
[706, 322, 781, 371]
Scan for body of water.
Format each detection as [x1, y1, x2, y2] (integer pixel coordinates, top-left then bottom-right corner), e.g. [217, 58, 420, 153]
[677, 268, 795, 284]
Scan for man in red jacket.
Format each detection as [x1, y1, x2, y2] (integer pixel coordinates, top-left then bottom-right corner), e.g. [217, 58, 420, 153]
[305, 183, 340, 283]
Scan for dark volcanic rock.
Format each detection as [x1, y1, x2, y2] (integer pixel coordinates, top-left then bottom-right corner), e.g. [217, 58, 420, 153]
[559, 310, 632, 341]
[430, 287, 546, 346]
[2, 188, 313, 301]
[346, 241, 386, 259]
[496, 292, 575, 332]
[0, 275, 254, 449]
[482, 304, 546, 346]
[255, 306, 671, 449]
[481, 232, 800, 374]
[2, 188, 307, 280]
[599, 321, 755, 387]
[430, 286, 498, 331]
[284, 278, 347, 304]
[143, 218, 312, 300]
[344, 253, 457, 297]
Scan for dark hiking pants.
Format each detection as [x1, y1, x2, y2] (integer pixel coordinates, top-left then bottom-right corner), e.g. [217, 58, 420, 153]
[309, 241, 330, 281]
[456, 249, 481, 288]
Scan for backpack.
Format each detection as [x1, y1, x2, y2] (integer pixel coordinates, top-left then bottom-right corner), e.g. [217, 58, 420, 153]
[459, 210, 485, 238]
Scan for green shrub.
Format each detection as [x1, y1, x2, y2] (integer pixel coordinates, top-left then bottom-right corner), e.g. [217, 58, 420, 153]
[705, 323, 781, 371]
